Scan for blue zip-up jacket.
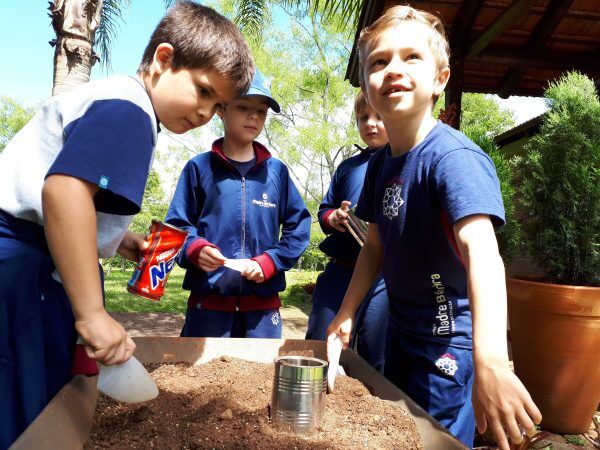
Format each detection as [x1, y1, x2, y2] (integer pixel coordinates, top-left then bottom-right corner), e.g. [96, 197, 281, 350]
[318, 148, 376, 261]
[165, 138, 311, 311]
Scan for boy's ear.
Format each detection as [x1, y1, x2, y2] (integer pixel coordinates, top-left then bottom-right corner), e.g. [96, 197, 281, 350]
[152, 43, 175, 74]
[433, 66, 451, 97]
[215, 104, 226, 119]
[360, 82, 370, 104]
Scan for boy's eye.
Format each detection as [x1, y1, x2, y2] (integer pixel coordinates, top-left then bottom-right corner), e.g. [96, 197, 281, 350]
[406, 53, 421, 61]
[198, 85, 210, 96]
[371, 58, 386, 67]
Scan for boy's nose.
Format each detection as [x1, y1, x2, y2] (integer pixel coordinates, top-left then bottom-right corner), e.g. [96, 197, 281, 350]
[197, 103, 218, 124]
[385, 57, 406, 78]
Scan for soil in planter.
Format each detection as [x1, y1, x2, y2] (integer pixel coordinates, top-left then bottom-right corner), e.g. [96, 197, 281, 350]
[85, 356, 423, 449]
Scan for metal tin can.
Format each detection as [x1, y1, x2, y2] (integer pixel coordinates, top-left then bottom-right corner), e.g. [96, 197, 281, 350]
[127, 221, 188, 301]
[270, 356, 328, 435]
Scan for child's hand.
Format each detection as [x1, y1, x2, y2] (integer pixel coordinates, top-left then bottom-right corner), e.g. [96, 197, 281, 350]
[327, 200, 352, 232]
[240, 260, 265, 283]
[75, 310, 136, 366]
[198, 246, 226, 272]
[117, 231, 150, 262]
[325, 310, 354, 350]
[472, 360, 542, 450]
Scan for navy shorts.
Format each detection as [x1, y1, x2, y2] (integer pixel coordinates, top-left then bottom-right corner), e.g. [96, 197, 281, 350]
[0, 211, 78, 448]
[384, 326, 475, 448]
[181, 305, 282, 338]
[305, 261, 388, 372]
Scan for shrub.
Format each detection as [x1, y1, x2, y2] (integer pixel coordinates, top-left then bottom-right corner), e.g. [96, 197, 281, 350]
[515, 72, 600, 286]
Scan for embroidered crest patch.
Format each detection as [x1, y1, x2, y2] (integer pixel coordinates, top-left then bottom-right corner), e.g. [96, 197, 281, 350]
[435, 353, 459, 376]
[383, 183, 404, 219]
[271, 311, 280, 326]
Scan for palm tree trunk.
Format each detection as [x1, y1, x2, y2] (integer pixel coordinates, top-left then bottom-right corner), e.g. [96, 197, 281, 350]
[50, 0, 104, 96]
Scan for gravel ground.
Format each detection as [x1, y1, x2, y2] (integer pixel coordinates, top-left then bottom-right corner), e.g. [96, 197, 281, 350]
[110, 305, 309, 339]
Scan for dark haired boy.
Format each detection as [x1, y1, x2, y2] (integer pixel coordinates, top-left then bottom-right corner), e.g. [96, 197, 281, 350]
[0, 2, 253, 446]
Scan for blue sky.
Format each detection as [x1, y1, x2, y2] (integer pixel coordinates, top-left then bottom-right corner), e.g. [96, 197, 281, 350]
[0, 1, 547, 123]
[0, 1, 168, 106]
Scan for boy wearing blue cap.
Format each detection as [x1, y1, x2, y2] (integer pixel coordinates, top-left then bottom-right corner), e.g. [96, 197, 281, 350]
[166, 69, 311, 338]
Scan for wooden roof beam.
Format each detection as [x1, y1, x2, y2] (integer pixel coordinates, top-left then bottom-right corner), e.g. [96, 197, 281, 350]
[498, 0, 575, 98]
[466, 0, 537, 58]
[450, 0, 483, 52]
[345, 0, 386, 86]
[474, 50, 600, 73]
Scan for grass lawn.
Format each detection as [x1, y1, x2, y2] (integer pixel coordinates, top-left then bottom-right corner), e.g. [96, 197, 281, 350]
[105, 266, 319, 313]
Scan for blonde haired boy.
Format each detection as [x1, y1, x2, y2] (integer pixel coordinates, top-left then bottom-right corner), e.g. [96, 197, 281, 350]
[327, 5, 540, 449]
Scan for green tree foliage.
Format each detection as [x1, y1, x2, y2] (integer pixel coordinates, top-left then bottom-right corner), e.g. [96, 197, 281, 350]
[130, 169, 169, 235]
[455, 94, 520, 261]
[233, 0, 361, 42]
[241, 4, 360, 209]
[515, 72, 600, 286]
[105, 169, 169, 271]
[0, 97, 35, 153]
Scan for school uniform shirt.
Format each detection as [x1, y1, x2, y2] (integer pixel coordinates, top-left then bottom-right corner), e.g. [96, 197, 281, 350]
[165, 139, 311, 311]
[318, 148, 374, 262]
[0, 75, 157, 257]
[356, 122, 505, 349]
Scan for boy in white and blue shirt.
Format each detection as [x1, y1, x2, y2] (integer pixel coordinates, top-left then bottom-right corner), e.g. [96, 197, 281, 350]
[0, 2, 253, 447]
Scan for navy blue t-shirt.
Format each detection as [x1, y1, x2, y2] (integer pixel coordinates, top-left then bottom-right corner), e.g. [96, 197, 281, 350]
[356, 122, 505, 348]
[227, 156, 256, 177]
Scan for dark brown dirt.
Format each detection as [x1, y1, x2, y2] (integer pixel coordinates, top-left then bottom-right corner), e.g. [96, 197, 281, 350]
[85, 356, 424, 449]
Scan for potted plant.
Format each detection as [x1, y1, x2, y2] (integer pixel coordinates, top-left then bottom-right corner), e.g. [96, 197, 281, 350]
[508, 71, 600, 433]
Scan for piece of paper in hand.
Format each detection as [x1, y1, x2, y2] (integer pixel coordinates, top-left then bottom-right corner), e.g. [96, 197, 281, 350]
[224, 258, 252, 272]
[327, 334, 343, 393]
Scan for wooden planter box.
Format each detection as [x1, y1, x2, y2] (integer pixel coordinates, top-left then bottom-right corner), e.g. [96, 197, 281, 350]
[12, 338, 465, 450]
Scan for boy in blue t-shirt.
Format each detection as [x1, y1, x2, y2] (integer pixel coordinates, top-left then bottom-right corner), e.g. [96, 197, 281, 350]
[166, 69, 311, 339]
[326, 5, 541, 449]
[0, 2, 253, 447]
[305, 92, 389, 373]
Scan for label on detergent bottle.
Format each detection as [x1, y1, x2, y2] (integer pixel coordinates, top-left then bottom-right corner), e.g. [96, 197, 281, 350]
[127, 220, 187, 301]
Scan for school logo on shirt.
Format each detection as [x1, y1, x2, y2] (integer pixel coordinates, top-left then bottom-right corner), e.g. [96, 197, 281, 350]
[271, 311, 280, 326]
[382, 183, 404, 219]
[252, 192, 276, 208]
[435, 353, 459, 376]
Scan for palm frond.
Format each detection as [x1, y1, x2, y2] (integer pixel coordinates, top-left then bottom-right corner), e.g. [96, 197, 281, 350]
[234, 0, 268, 43]
[95, 0, 131, 71]
[281, 0, 361, 33]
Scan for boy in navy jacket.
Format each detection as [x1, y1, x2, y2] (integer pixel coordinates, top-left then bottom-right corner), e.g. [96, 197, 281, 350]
[166, 69, 311, 338]
[305, 92, 388, 373]
[326, 5, 540, 449]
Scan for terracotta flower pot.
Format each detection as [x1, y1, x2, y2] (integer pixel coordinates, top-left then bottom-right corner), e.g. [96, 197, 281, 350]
[506, 277, 600, 433]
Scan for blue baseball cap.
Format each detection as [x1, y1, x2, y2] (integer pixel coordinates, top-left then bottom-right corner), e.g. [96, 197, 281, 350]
[243, 69, 281, 113]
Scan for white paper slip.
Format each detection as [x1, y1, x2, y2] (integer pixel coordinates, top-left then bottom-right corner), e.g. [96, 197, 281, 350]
[224, 258, 252, 272]
[327, 334, 343, 393]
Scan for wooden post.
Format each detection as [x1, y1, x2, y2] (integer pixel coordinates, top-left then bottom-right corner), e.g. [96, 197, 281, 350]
[444, 58, 464, 130]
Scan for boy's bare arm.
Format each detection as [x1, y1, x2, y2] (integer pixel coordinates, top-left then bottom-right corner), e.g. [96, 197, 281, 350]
[326, 223, 382, 348]
[453, 214, 541, 450]
[43, 174, 135, 366]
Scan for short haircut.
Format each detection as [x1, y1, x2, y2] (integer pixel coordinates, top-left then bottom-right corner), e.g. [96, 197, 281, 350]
[138, 0, 253, 97]
[357, 5, 449, 86]
[354, 91, 370, 117]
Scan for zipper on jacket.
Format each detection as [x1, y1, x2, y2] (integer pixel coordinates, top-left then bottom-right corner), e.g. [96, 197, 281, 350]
[241, 176, 247, 258]
[237, 176, 247, 310]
